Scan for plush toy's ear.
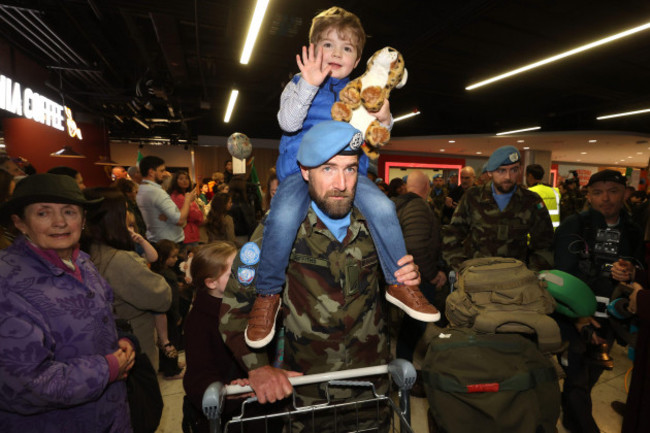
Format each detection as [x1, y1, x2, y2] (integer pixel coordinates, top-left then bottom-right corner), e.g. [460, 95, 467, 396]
[396, 68, 408, 89]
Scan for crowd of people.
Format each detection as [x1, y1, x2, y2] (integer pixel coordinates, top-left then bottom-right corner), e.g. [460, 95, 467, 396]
[1, 5, 648, 433]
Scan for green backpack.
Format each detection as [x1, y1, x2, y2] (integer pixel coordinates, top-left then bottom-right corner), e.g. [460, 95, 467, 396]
[423, 327, 560, 433]
[446, 257, 562, 353]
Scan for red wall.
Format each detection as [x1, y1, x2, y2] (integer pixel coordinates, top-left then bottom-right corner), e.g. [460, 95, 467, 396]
[3, 118, 113, 187]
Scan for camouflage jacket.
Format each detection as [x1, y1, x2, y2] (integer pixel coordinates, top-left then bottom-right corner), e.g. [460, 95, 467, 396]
[428, 186, 449, 221]
[442, 182, 554, 271]
[560, 189, 586, 222]
[220, 207, 389, 375]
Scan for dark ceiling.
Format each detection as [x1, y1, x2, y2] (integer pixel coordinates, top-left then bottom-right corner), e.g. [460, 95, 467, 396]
[2, 0, 650, 145]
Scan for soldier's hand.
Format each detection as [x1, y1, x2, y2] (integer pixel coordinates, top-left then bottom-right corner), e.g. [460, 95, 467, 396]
[248, 365, 302, 404]
[394, 255, 421, 286]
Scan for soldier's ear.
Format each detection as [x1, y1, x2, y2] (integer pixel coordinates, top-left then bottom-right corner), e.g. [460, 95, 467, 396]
[300, 165, 310, 182]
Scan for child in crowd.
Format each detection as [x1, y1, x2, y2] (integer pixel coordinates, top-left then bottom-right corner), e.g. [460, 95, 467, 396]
[182, 242, 248, 432]
[126, 209, 158, 262]
[152, 239, 185, 379]
[245, 6, 439, 348]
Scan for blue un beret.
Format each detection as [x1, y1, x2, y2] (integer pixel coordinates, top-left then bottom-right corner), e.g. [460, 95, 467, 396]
[297, 121, 364, 167]
[486, 145, 521, 172]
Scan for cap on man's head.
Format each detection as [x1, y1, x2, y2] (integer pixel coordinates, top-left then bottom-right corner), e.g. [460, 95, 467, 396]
[433, 173, 443, 179]
[297, 121, 363, 168]
[486, 145, 521, 172]
[586, 169, 627, 187]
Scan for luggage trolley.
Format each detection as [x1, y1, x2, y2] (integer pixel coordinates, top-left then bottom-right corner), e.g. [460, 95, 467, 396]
[202, 359, 417, 433]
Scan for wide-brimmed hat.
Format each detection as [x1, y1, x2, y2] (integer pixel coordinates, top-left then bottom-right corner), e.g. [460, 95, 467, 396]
[1, 173, 103, 216]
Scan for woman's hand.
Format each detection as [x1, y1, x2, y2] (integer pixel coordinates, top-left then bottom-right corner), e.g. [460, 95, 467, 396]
[113, 340, 136, 380]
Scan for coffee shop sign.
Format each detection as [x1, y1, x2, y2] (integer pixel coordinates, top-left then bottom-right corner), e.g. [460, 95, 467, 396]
[0, 74, 83, 140]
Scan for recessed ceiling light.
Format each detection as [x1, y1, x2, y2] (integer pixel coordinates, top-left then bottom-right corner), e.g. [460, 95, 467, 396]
[588, 139, 597, 143]
[440, 149, 446, 152]
[627, 156, 633, 158]
[523, 146, 530, 150]
[448, 140, 455, 143]
[637, 152, 643, 154]
[580, 152, 587, 155]
[577, 159, 581, 162]
[517, 140, 525, 143]
[476, 151, 482, 155]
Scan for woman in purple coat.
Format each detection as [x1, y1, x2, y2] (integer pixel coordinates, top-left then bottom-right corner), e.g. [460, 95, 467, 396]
[0, 174, 135, 433]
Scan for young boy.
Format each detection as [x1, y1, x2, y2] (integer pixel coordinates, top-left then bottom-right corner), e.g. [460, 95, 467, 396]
[245, 7, 439, 348]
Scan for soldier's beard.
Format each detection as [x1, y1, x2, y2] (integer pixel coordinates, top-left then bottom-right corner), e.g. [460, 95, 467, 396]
[309, 183, 356, 219]
[493, 179, 515, 194]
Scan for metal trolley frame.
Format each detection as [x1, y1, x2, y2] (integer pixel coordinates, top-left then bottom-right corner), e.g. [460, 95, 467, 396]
[202, 359, 417, 433]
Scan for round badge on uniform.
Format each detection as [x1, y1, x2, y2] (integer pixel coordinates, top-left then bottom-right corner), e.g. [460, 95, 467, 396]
[239, 242, 261, 266]
[237, 266, 256, 285]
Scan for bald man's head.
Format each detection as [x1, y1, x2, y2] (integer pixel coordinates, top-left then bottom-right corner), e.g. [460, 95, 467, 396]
[406, 170, 430, 199]
[460, 166, 476, 190]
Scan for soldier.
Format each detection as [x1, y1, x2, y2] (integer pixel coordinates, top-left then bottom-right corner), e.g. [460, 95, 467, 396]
[428, 173, 448, 222]
[560, 172, 586, 221]
[219, 121, 420, 417]
[442, 145, 554, 271]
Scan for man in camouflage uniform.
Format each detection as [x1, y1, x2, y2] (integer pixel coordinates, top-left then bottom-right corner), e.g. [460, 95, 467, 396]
[442, 145, 554, 271]
[220, 121, 420, 421]
[428, 173, 448, 222]
[560, 176, 586, 222]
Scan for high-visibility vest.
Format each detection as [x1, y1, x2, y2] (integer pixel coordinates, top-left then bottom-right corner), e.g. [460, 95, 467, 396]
[529, 183, 561, 229]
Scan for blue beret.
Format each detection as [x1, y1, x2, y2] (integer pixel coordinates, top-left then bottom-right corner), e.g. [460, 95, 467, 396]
[486, 145, 521, 171]
[297, 121, 364, 167]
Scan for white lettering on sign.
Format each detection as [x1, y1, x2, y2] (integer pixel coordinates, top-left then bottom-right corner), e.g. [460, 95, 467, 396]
[0, 73, 79, 137]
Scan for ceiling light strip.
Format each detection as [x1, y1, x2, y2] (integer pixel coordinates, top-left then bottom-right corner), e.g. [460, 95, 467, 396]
[597, 107, 650, 120]
[466, 21, 650, 90]
[240, 0, 271, 64]
[495, 126, 541, 135]
[394, 110, 420, 122]
[224, 90, 239, 122]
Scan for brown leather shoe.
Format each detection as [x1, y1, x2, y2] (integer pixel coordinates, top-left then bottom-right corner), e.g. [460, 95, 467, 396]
[386, 285, 440, 322]
[245, 294, 281, 349]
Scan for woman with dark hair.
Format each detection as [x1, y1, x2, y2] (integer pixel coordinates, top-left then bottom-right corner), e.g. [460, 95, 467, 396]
[114, 178, 147, 237]
[228, 175, 256, 245]
[47, 165, 86, 190]
[205, 193, 237, 244]
[81, 187, 171, 371]
[0, 174, 133, 431]
[167, 171, 203, 252]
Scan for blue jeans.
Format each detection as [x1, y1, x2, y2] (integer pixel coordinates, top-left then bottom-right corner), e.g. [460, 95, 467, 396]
[255, 173, 407, 295]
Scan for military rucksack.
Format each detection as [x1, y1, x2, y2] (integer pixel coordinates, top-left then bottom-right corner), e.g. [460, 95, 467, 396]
[422, 327, 561, 433]
[445, 257, 562, 352]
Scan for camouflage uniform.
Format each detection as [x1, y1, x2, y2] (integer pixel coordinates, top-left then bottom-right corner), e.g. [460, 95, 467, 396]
[220, 207, 390, 384]
[428, 186, 449, 222]
[560, 189, 585, 222]
[442, 182, 554, 272]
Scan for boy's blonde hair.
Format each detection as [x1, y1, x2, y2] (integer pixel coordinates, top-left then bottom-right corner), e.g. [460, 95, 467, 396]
[309, 6, 366, 59]
[191, 241, 237, 291]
